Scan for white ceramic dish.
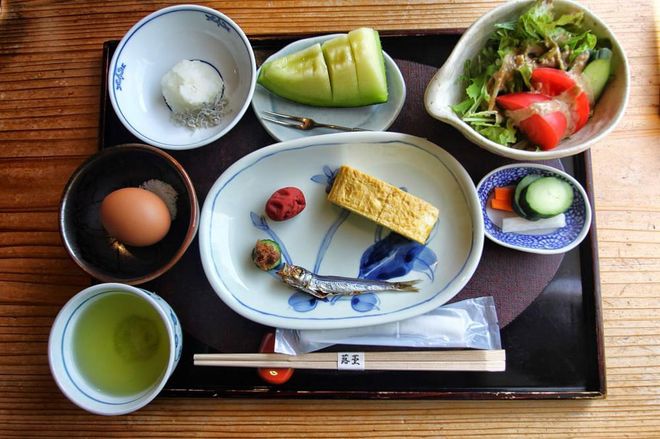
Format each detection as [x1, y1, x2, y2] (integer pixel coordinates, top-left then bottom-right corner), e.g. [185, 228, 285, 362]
[424, 0, 630, 160]
[48, 283, 182, 416]
[108, 5, 256, 150]
[476, 163, 592, 254]
[199, 131, 484, 329]
[252, 34, 406, 142]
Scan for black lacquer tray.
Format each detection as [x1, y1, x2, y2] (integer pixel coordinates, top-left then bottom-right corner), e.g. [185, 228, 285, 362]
[99, 33, 605, 399]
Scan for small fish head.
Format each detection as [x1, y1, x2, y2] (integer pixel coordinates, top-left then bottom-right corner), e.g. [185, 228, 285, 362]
[276, 264, 307, 288]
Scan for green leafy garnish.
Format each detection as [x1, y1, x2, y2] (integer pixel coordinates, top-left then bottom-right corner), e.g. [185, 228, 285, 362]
[453, 0, 599, 146]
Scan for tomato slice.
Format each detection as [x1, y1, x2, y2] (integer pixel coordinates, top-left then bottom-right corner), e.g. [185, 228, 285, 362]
[572, 91, 590, 131]
[496, 92, 550, 110]
[531, 68, 590, 131]
[496, 92, 567, 150]
[257, 332, 294, 385]
[531, 68, 576, 95]
[519, 113, 567, 151]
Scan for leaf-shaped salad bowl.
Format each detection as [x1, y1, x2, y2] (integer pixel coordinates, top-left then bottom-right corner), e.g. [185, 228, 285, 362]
[198, 131, 484, 330]
[424, 0, 629, 161]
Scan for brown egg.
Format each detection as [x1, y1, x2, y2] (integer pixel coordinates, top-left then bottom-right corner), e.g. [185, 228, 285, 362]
[100, 188, 171, 247]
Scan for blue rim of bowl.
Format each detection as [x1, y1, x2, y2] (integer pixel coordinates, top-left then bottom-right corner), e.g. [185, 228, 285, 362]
[108, 5, 256, 150]
[47, 284, 178, 415]
[476, 163, 592, 255]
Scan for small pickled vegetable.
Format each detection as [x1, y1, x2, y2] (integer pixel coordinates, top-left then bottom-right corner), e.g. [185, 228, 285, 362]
[265, 187, 306, 221]
[513, 174, 542, 218]
[252, 239, 282, 271]
[519, 176, 574, 219]
[502, 213, 566, 233]
[490, 186, 514, 211]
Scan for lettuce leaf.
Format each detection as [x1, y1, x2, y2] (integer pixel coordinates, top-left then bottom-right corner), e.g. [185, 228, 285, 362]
[477, 123, 517, 146]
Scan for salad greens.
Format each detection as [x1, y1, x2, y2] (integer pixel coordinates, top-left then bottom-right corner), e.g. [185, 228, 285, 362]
[452, 0, 599, 146]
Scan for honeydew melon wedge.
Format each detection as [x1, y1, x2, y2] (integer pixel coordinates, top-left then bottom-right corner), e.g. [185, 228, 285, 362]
[257, 28, 388, 107]
[257, 43, 332, 107]
[321, 35, 359, 106]
[348, 27, 388, 105]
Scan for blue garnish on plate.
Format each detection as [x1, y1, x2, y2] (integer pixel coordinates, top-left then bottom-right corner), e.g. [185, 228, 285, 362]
[359, 229, 437, 282]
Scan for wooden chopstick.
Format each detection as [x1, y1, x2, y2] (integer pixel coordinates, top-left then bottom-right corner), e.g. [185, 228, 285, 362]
[194, 350, 506, 372]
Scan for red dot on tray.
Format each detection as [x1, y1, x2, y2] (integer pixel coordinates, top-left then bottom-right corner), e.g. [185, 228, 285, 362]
[257, 332, 294, 385]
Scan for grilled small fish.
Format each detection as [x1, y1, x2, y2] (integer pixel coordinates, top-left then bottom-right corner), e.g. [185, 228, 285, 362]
[276, 263, 420, 299]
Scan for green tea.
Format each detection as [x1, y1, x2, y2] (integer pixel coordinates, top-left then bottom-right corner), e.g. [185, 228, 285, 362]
[72, 292, 170, 396]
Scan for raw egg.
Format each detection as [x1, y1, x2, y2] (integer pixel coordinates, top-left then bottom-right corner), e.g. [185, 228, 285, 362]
[100, 188, 171, 247]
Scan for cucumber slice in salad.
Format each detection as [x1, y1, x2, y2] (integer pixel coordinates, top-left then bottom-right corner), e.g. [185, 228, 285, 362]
[583, 48, 612, 102]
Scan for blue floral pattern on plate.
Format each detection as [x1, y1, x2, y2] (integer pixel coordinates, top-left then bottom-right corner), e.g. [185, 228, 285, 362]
[113, 63, 126, 91]
[477, 164, 591, 254]
[251, 165, 438, 314]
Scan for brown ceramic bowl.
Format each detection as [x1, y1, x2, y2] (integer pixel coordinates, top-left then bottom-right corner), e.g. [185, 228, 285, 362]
[59, 144, 199, 285]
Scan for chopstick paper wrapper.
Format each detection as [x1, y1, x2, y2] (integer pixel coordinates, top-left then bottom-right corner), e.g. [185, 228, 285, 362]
[193, 297, 505, 372]
[194, 350, 506, 372]
[275, 296, 501, 355]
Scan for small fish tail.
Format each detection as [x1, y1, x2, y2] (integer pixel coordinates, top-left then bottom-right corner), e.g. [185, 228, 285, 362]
[393, 279, 421, 292]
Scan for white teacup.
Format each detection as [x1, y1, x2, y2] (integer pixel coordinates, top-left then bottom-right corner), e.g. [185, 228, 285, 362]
[48, 283, 182, 415]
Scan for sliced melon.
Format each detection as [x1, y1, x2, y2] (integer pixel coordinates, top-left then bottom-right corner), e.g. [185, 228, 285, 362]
[321, 35, 360, 106]
[348, 27, 388, 104]
[257, 43, 332, 107]
[257, 28, 388, 107]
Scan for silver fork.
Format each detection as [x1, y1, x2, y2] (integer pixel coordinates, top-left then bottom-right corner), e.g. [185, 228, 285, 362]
[261, 111, 367, 132]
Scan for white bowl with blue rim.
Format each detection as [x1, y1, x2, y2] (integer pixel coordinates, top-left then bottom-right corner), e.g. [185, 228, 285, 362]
[108, 5, 256, 150]
[48, 283, 182, 415]
[476, 163, 592, 254]
[252, 34, 406, 142]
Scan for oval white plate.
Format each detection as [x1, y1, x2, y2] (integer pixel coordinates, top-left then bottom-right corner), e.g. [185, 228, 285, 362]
[199, 131, 483, 330]
[251, 34, 406, 142]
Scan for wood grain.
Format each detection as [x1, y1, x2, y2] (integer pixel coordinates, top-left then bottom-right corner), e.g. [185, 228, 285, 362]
[0, 0, 659, 437]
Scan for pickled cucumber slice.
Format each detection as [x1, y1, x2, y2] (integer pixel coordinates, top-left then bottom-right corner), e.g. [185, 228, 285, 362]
[257, 43, 332, 107]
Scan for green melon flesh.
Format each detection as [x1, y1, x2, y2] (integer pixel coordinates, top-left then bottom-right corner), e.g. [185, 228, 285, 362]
[348, 28, 388, 105]
[321, 35, 359, 106]
[257, 43, 332, 107]
[257, 28, 388, 107]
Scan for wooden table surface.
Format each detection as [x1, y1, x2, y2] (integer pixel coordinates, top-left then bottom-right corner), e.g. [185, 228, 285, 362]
[1, 0, 658, 436]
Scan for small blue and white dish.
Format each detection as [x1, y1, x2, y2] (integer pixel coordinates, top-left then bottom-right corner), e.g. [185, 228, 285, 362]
[252, 34, 406, 142]
[476, 163, 592, 255]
